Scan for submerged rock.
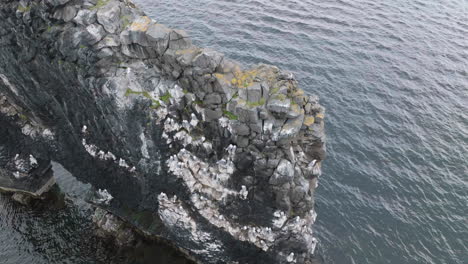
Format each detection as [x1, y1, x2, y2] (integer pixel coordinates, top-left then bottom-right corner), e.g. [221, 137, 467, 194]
[0, 0, 326, 263]
[93, 207, 137, 248]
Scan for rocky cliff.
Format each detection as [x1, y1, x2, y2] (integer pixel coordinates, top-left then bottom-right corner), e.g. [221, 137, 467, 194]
[0, 0, 326, 263]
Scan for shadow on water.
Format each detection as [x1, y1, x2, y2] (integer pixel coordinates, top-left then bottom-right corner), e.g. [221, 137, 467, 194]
[0, 162, 193, 264]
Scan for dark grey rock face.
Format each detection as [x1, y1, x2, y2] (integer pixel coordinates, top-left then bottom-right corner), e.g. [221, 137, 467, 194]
[0, 0, 326, 263]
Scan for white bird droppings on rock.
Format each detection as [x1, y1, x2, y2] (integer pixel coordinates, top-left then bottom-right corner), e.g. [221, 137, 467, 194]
[96, 189, 113, 205]
[240, 185, 248, 200]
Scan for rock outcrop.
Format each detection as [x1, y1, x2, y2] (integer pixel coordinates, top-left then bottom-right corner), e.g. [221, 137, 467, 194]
[0, 0, 326, 263]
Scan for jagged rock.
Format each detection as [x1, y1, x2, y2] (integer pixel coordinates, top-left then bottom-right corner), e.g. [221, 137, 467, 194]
[97, 1, 121, 33]
[146, 23, 171, 55]
[247, 83, 263, 103]
[249, 123, 263, 134]
[261, 82, 270, 98]
[287, 103, 302, 119]
[236, 136, 249, 148]
[275, 114, 305, 141]
[121, 44, 150, 58]
[278, 72, 295, 80]
[202, 108, 222, 121]
[192, 48, 223, 74]
[259, 107, 271, 120]
[53, 5, 77, 22]
[267, 94, 291, 117]
[269, 159, 294, 185]
[229, 121, 250, 136]
[95, 34, 120, 49]
[73, 9, 97, 26]
[169, 29, 192, 50]
[86, 24, 107, 45]
[303, 115, 315, 126]
[236, 103, 259, 124]
[203, 93, 222, 105]
[97, 47, 113, 58]
[120, 16, 151, 46]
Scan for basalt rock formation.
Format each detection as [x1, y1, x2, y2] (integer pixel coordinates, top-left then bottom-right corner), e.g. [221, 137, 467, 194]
[0, 0, 326, 263]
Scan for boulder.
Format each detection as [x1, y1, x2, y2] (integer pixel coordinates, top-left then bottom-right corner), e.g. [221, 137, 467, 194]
[286, 103, 302, 119]
[235, 102, 259, 124]
[202, 108, 222, 121]
[236, 136, 249, 148]
[203, 93, 222, 105]
[121, 44, 147, 58]
[267, 94, 291, 118]
[73, 9, 97, 26]
[169, 29, 192, 50]
[247, 83, 262, 103]
[192, 48, 223, 73]
[53, 5, 77, 22]
[229, 121, 250, 136]
[120, 16, 151, 46]
[97, 1, 121, 33]
[273, 113, 304, 141]
[95, 34, 120, 49]
[86, 24, 107, 45]
[146, 23, 171, 55]
[269, 159, 295, 185]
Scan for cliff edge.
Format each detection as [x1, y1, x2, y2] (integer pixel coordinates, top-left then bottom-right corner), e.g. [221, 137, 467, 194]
[0, 0, 326, 263]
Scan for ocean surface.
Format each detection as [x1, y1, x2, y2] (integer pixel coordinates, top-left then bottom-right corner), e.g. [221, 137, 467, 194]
[1, 0, 467, 263]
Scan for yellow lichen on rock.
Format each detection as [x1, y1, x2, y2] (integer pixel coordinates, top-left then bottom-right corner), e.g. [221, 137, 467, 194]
[175, 47, 201, 55]
[214, 73, 226, 80]
[292, 88, 304, 97]
[231, 69, 259, 88]
[304, 116, 315, 126]
[130, 16, 151, 32]
[289, 103, 301, 114]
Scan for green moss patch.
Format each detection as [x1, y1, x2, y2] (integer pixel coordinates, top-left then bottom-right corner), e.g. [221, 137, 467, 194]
[273, 94, 288, 101]
[89, 0, 110, 10]
[270, 86, 280, 95]
[17, 4, 31, 12]
[160, 92, 172, 104]
[125, 89, 161, 109]
[18, 114, 28, 121]
[246, 98, 266, 108]
[223, 110, 238, 120]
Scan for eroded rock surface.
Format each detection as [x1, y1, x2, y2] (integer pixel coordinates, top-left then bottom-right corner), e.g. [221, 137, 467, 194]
[0, 0, 326, 263]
